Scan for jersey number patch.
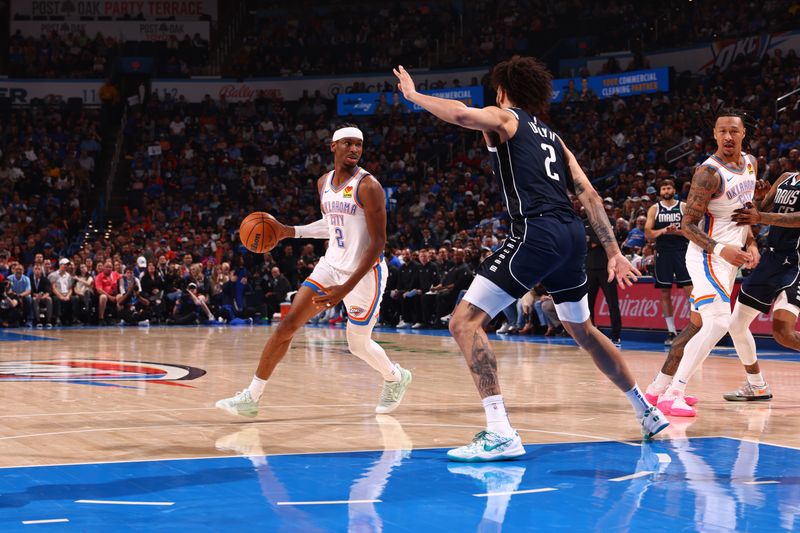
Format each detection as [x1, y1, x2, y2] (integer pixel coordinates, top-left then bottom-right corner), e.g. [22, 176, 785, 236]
[334, 227, 345, 248]
[541, 144, 560, 181]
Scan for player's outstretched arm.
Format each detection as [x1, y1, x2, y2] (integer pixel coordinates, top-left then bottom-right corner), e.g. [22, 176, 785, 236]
[292, 218, 329, 239]
[560, 140, 640, 287]
[683, 165, 751, 267]
[393, 65, 513, 134]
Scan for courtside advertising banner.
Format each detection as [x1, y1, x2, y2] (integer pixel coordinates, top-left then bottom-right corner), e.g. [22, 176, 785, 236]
[551, 68, 669, 103]
[592, 280, 783, 335]
[10, 0, 217, 20]
[336, 86, 484, 116]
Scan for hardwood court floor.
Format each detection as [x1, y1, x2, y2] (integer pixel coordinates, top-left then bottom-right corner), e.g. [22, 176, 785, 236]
[1, 325, 798, 468]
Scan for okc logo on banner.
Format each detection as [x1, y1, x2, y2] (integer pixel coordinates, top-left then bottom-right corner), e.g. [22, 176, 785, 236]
[0, 359, 205, 387]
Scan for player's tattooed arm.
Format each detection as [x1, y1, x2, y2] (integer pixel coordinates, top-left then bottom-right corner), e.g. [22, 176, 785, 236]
[681, 165, 720, 253]
[561, 139, 640, 286]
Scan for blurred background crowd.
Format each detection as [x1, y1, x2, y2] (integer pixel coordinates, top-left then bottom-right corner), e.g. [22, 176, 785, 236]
[1, 0, 799, 333]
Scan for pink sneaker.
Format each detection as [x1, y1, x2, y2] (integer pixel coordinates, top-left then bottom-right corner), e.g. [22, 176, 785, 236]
[685, 395, 698, 406]
[669, 394, 696, 417]
[656, 397, 674, 415]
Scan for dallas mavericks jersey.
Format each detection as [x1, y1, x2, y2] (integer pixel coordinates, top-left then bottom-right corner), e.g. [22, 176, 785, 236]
[692, 152, 756, 250]
[654, 201, 688, 252]
[767, 172, 800, 252]
[486, 107, 576, 234]
[320, 166, 372, 273]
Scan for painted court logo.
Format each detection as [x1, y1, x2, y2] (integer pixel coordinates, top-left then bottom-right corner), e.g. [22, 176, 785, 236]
[0, 359, 205, 387]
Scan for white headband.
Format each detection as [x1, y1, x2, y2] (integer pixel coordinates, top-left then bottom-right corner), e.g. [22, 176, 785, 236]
[332, 127, 363, 142]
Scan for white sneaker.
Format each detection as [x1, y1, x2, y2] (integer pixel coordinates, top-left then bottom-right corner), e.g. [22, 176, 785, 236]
[375, 366, 413, 414]
[411, 322, 424, 329]
[137, 319, 150, 327]
[396, 320, 411, 329]
[447, 430, 525, 462]
[640, 406, 669, 440]
[439, 313, 452, 323]
[216, 389, 259, 418]
[496, 323, 511, 334]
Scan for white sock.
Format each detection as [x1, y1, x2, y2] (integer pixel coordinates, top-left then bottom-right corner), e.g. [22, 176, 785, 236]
[665, 316, 676, 334]
[483, 395, 514, 436]
[746, 372, 766, 387]
[248, 375, 266, 401]
[651, 371, 672, 393]
[625, 384, 649, 417]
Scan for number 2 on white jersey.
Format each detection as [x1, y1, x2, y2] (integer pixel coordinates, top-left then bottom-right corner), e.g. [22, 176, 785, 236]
[541, 143, 560, 181]
[334, 227, 345, 248]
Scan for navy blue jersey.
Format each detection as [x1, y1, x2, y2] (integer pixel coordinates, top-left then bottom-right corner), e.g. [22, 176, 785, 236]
[767, 172, 800, 252]
[653, 201, 688, 253]
[487, 108, 577, 233]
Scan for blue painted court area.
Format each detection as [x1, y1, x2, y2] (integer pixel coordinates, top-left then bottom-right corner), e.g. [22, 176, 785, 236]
[2, 437, 798, 531]
[0, 330, 57, 342]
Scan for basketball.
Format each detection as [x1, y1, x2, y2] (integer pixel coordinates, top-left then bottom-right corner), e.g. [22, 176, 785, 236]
[239, 212, 281, 253]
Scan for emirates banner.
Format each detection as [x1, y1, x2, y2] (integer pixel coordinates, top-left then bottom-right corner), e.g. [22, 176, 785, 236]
[592, 280, 787, 335]
[11, 0, 216, 20]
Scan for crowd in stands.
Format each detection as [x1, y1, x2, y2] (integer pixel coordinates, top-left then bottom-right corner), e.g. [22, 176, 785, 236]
[228, 0, 800, 78]
[6, 30, 209, 78]
[2, 22, 800, 332]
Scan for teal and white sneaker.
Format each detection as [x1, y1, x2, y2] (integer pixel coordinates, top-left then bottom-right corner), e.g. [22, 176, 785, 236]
[447, 430, 525, 462]
[215, 389, 259, 418]
[640, 405, 669, 440]
[375, 365, 412, 414]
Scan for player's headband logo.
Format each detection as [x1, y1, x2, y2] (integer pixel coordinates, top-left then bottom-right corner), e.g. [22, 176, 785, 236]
[332, 127, 363, 142]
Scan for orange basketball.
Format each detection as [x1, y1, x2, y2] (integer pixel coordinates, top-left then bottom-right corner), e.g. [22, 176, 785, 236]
[239, 212, 281, 253]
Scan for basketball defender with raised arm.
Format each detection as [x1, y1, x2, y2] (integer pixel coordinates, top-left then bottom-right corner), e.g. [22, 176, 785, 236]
[658, 110, 760, 417]
[216, 125, 412, 417]
[394, 58, 667, 462]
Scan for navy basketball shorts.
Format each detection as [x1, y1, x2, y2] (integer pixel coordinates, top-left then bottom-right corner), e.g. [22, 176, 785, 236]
[654, 248, 691, 289]
[464, 215, 588, 319]
[738, 250, 800, 314]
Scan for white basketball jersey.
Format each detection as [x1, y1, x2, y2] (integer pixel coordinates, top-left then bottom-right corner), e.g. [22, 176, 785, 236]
[691, 152, 756, 249]
[320, 166, 372, 272]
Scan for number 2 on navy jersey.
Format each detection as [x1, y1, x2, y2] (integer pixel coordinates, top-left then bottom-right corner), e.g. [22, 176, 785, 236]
[541, 143, 560, 181]
[334, 227, 345, 248]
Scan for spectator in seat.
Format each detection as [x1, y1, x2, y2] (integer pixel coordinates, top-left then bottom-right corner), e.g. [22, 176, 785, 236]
[73, 263, 95, 324]
[9, 263, 32, 327]
[262, 266, 290, 324]
[49, 258, 78, 325]
[95, 260, 120, 324]
[394, 249, 420, 328]
[117, 267, 151, 326]
[30, 265, 53, 328]
[431, 248, 474, 325]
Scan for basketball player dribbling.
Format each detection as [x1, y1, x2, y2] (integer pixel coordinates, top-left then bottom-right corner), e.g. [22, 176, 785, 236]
[655, 110, 760, 417]
[394, 57, 668, 462]
[216, 124, 412, 417]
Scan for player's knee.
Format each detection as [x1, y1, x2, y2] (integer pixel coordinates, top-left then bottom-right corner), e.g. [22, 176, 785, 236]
[346, 325, 369, 353]
[448, 310, 478, 339]
[772, 323, 795, 348]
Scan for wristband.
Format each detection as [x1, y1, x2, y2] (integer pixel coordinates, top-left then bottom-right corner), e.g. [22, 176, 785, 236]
[713, 243, 725, 256]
